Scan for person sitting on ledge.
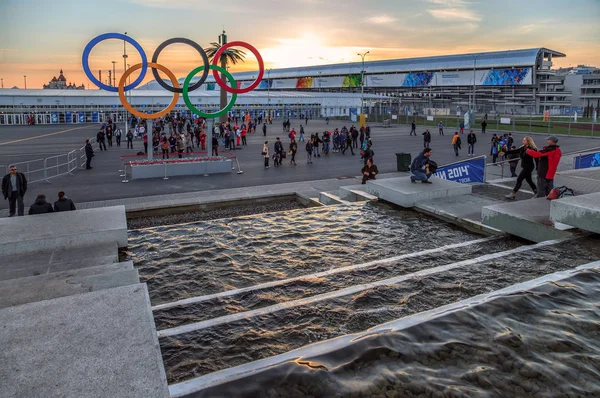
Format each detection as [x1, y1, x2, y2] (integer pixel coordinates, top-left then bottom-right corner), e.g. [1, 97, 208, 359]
[28, 194, 54, 215]
[54, 191, 76, 212]
[410, 148, 434, 184]
[361, 157, 379, 184]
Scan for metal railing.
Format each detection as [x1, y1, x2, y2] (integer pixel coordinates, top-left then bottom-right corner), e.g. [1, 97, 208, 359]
[0, 137, 99, 184]
[485, 145, 600, 181]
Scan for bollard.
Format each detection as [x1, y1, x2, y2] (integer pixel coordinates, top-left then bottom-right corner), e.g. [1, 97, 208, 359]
[235, 157, 243, 174]
[163, 162, 169, 180]
[121, 163, 129, 183]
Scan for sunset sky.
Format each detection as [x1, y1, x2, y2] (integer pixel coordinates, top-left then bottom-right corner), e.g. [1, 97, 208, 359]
[1, 0, 599, 89]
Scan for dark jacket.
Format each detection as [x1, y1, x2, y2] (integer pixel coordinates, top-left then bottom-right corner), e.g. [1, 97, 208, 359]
[467, 133, 477, 144]
[28, 196, 54, 215]
[2, 172, 28, 199]
[504, 146, 536, 171]
[361, 164, 379, 179]
[85, 143, 94, 158]
[411, 153, 428, 173]
[96, 131, 105, 141]
[274, 141, 284, 154]
[422, 131, 431, 142]
[527, 145, 562, 180]
[54, 197, 76, 212]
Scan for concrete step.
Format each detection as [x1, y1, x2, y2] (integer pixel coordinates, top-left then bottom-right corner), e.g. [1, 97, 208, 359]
[0, 261, 133, 290]
[339, 186, 379, 202]
[0, 206, 128, 256]
[365, 175, 472, 208]
[0, 284, 170, 398]
[482, 198, 576, 242]
[0, 241, 119, 282]
[550, 192, 600, 235]
[0, 267, 140, 309]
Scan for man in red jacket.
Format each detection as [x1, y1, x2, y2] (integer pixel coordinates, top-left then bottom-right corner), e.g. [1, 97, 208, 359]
[526, 136, 562, 198]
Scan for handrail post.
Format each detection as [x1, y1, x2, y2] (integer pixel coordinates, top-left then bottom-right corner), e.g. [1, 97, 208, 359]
[122, 161, 129, 183]
[235, 157, 243, 174]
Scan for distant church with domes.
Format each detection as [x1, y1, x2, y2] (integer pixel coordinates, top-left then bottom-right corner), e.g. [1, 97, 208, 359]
[43, 69, 85, 90]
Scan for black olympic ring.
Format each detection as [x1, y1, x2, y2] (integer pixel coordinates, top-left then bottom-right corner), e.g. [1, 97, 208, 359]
[151, 38, 210, 94]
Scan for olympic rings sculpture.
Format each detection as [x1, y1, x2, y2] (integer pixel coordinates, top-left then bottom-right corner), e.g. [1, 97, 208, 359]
[81, 33, 264, 119]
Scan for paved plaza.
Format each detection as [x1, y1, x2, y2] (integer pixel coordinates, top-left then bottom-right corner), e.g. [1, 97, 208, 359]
[1, 119, 599, 212]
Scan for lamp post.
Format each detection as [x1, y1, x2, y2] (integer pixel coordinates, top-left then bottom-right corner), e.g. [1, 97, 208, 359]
[357, 51, 369, 116]
[23, 75, 27, 89]
[472, 53, 482, 116]
[112, 61, 117, 87]
[1, 78, 3, 89]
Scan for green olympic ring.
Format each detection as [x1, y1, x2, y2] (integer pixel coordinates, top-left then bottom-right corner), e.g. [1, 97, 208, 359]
[183, 64, 237, 119]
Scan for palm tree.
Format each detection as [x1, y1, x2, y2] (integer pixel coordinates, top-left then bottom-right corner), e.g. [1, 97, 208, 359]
[205, 36, 246, 123]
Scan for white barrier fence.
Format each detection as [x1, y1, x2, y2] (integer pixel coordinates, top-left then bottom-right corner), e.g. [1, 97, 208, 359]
[0, 138, 99, 184]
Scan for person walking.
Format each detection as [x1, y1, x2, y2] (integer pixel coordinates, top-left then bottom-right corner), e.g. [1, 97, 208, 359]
[361, 157, 378, 184]
[85, 139, 94, 169]
[438, 121, 444, 136]
[28, 194, 54, 215]
[262, 141, 270, 169]
[459, 120, 465, 134]
[106, 127, 113, 147]
[161, 137, 170, 159]
[97, 129, 107, 151]
[289, 138, 298, 166]
[410, 121, 416, 136]
[176, 136, 185, 158]
[451, 132, 461, 156]
[467, 130, 477, 156]
[212, 134, 219, 156]
[422, 129, 431, 148]
[53, 191, 76, 212]
[241, 127, 248, 145]
[274, 137, 284, 167]
[351, 126, 359, 148]
[299, 125, 305, 142]
[481, 119, 487, 134]
[305, 139, 314, 164]
[115, 127, 122, 147]
[491, 137, 501, 164]
[503, 137, 538, 199]
[312, 133, 321, 157]
[410, 148, 434, 184]
[263, 123, 267, 137]
[507, 147, 520, 177]
[2, 164, 27, 217]
[527, 136, 562, 198]
[143, 133, 148, 154]
[342, 131, 354, 155]
[126, 129, 134, 149]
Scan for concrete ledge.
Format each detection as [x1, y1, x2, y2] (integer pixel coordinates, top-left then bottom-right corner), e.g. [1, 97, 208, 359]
[0, 267, 140, 308]
[125, 194, 300, 218]
[365, 176, 471, 208]
[0, 206, 127, 255]
[482, 198, 575, 242]
[550, 192, 600, 234]
[319, 192, 345, 205]
[0, 284, 169, 398]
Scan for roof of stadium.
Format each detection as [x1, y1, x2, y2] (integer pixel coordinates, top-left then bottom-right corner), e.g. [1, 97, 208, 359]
[169, 47, 565, 85]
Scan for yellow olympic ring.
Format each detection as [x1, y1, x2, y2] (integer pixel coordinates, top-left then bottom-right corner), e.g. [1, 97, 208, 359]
[118, 62, 180, 119]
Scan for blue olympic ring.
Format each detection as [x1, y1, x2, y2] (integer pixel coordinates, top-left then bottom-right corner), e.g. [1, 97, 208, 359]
[82, 33, 148, 92]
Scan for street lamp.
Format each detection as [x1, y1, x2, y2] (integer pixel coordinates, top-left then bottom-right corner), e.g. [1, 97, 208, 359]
[112, 61, 117, 87]
[23, 75, 27, 89]
[357, 51, 370, 115]
[472, 53, 483, 115]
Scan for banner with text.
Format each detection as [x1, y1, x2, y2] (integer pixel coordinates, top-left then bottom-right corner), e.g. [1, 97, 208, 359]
[573, 152, 600, 169]
[435, 156, 486, 184]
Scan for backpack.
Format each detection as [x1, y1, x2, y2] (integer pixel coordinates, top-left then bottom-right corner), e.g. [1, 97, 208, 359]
[547, 186, 574, 201]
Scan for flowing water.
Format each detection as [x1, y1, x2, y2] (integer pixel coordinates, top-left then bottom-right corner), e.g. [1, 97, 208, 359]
[125, 202, 600, 395]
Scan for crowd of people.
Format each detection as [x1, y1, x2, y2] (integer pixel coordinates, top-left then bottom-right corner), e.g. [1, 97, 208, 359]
[261, 124, 376, 171]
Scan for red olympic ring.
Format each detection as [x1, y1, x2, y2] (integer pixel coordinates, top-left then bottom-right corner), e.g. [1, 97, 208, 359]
[212, 41, 264, 94]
